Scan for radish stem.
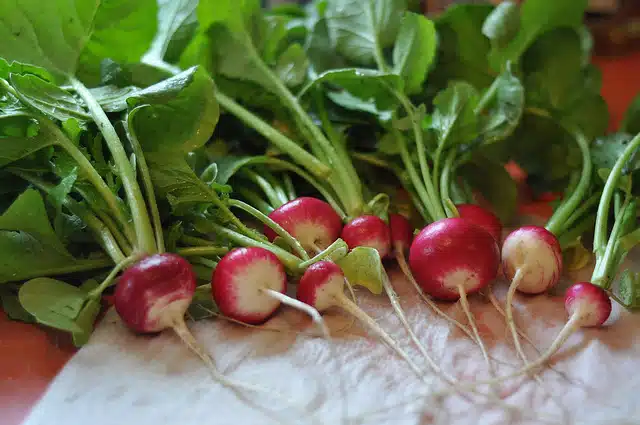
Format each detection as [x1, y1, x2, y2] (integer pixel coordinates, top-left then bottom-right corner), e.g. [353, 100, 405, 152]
[261, 288, 330, 339]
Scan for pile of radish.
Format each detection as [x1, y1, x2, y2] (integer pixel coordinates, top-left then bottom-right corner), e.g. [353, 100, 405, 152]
[4, 0, 640, 415]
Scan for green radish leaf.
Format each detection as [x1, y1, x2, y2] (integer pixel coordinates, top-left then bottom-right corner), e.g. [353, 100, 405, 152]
[488, 0, 589, 71]
[274, 44, 309, 88]
[18, 277, 87, 332]
[591, 133, 639, 174]
[71, 297, 101, 346]
[324, 0, 405, 66]
[306, 18, 348, 75]
[618, 270, 640, 311]
[299, 68, 402, 116]
[621, 94, 640, 135]
[0, 58, 57, 83]
[0, 189, 76, 283]
[126, 66, 218, 153]
[430, 82, 480, 149]
[482, 1, 520, 48]
[8, 74, 90, 123]
[561, 237, 592, 271]
[337, 246, 384, 295]
[429, 4, 494, 93]
[1, 291, 35, 322]
[89, 85, 140, 113]
[478, 66, 524, 144]
[76, 0, 159, 84]
[0, 116, 58, 167]
[458, 155, 518, 223]
[0, 0, 98, 76]
[146, 153, 229, 214]
[144, 0, 198, 65]
[391, 12, 437, 95]
[365, 193, 390, 220]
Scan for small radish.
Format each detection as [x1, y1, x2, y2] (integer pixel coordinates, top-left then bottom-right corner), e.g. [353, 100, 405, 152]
[263, 197, 342, 255]
[296, 261, 428, 382]
[212, 247, 328, 333]
[390, 213, 477, 341]
[456, 203, 503, 244]
[409, 218, 500, 301]
[341, 215, 391, 258]
[114, 253, 261, 392]
[409, 218, 500, 376]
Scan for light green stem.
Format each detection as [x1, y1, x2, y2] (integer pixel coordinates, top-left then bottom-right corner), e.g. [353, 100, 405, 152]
[177, 246, 230, 257]
[70, 77, 156, 255]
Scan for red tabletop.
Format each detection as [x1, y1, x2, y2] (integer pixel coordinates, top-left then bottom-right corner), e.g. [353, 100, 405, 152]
[1, 52, 640, 425]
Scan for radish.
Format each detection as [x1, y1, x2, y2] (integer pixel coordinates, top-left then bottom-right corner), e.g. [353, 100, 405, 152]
[390, 213, 476, 340]
[499, 130, 593, 371]
[263, 197, 343, 255]
[296, 260, 429, 382]
[341, 215, 391, 258]
[212, 247, 329, 335]
[114, 253, 266, 392]
[456, 204, 503, 244]
[409, 217, 500, 378]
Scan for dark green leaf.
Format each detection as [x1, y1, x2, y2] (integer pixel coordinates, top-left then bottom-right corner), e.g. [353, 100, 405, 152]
[458, 155, 517, 223]
[478, 67, 524, 144]
[146, 153, 226, 214]
[0, 189, 78, 283]
[430, 82, 480, 148]
[18, 277, 86, 332]
[482, 1, 519, 48]
[299, 68, 402, 116]
[591, 133, 637, 173]
[622, 94, 640, 135]
[391, 12, 436, 95]
[275, 44, 309, 88]
[1, 291, 35, 322]
[0, 117, 57, 168]
[0, 59, 56, 82]
[48, 168, 78, 212]
[126, 66, 219, 153]
[488, 0, 589, 71]
[9, 73, 90, 122]
[324, 0, 406, 66]
[306, 18, 348, 75]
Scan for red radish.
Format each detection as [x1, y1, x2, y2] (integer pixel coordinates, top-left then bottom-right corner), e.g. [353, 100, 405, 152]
[263, 197, 342, 255]
[389, 213, 413, 252]
[456, 203, 503, 244]
[409, 218, 500, 301]
[212, 247, 329, 333]
[341, 215, 391, 258]
[114, 253, 263, 392]
[296, 261, 428, 382]
[409, 218, 500, 377]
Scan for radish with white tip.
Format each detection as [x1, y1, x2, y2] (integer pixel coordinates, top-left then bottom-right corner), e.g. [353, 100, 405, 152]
[341, 215, 391, 258]
[296, 260, 428, 381]
[114, 253, 268, 393]
[263, 197, 343, 255]
[212, 247, 329, 334]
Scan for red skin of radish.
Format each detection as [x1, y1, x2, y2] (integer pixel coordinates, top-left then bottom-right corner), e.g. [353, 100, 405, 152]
[456, 204, 503, 245]
[263, 197, 342, 253]
[341, 215, 392, 258]
[211, 247, 287, 325]
[565, 282, 612, 327]
[408, 218, 500, 301]
[296, 260, 345, 312]
[501, 225, 563, 294]
[389, 213, 414, 253]
[114, 253, 196, 334]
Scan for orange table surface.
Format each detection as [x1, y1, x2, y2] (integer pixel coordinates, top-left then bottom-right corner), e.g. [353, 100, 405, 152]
[2, 52, 640, 425]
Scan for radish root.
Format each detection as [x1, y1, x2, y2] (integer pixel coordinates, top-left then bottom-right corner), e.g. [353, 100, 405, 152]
[262, 288, 331, 339]
[396, 249, 474, 339]
[333, 290, 431, 386]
